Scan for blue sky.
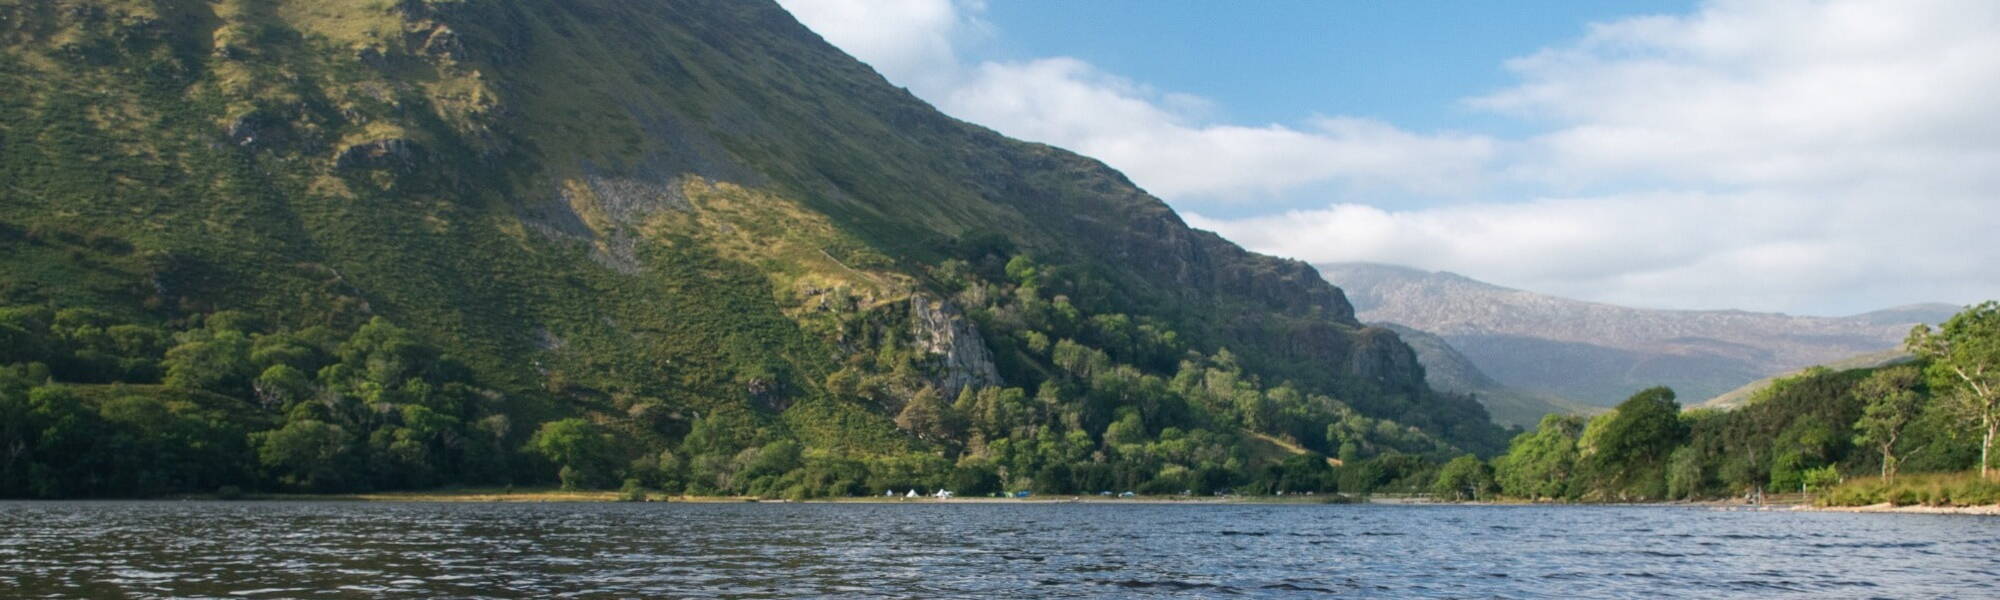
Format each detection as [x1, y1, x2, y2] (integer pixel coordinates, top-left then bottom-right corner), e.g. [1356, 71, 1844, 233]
[979, 1, 1691, 136]
[778, 0, 2000, 316]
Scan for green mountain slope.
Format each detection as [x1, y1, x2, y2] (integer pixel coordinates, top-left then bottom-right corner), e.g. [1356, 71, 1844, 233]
[1374, 323, 1595, 428]
[0, 0, 1502, 498]
[1694, 350, 1915, 411]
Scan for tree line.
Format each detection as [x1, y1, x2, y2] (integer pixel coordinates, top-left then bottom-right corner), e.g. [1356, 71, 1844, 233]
[1451, 301, 1999, 502]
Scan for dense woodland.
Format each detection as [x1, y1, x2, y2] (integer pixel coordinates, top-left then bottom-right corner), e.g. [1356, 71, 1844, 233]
[7, 297, 1990, 501]
[1466, 301, 2000, 504]
[0, 244, 1471, 499]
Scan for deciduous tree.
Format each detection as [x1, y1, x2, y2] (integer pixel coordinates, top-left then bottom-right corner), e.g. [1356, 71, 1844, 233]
[1907, 302, 2000, 478]
[1853, 366, 1923, 480]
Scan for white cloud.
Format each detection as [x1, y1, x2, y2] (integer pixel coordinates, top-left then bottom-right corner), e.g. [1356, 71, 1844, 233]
[778, 0, 1492, 202]
[779, 0, 2000, 314]
[1193, 0, 2000, 314]
[1473, 0, 2000, 191]
[1187, 189, 1996, 314]
[942, 59, 1497, 200]
[776, 0, 984, 94]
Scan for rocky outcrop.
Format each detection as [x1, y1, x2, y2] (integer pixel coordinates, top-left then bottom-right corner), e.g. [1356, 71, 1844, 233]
[224, 111, 291, 149]
[333, 138, 422, 171]
[909, 295, 1001, 396]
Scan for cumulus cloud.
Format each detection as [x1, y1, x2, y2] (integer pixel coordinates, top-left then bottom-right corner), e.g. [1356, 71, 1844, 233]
[778, 0, 1492, 202]
[776, 0, 983, 94]
[1186, 189, 1994, 314]
[1473, 0, 2000, 191]
[780, 0, 2000, 314]
[1188, 0, 2000, 313]
[944, 59, 1496, 199]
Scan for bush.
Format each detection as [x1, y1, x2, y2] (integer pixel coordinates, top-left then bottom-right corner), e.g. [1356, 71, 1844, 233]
[618, 478, 648, 502]
[1818, 472, 2000, 507]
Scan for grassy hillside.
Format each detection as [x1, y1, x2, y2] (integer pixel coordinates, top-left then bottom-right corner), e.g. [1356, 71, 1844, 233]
[1696, 350, 1914, 410]
[0, 0, 1503, 498]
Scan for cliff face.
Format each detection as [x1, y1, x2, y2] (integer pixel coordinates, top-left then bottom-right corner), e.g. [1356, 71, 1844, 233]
[907, 295, 1001, 396]
[0, 0, 1502, 457]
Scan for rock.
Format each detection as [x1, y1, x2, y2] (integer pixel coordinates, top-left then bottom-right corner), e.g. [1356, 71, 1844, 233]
[355, 45, 390, 70]
[224, 111, 289, 149]
[333, 138, 422, 171]
[422, 25, 463, 59]
[909, 295, 1002, 396]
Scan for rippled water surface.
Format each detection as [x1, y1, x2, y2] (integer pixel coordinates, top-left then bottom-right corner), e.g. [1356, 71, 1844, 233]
[3, 501, 1998, 598]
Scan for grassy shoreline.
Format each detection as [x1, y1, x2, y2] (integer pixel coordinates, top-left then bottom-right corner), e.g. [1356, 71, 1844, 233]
[140, 483, 2000, 515]
[184, 487, 1363, 504]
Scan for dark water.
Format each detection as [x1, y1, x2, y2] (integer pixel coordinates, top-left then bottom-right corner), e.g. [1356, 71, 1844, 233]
[3, 501, 1998, 598]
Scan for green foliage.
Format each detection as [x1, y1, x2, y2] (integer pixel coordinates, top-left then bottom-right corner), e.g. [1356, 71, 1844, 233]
[0, 0, 1540, 500]
[1494, 414, 1584, 500]
[1431, 454, 1495, 501]
[256, 420, 355, 492]
[1907, 301, 2000, 477]
[1575, 387, 1685, 500]
[1853, 366, 1924, 479]
[1479, 301, 2000, 502]
[1821, 472, 2000, 507]
[1801, 465, 1841, 493]
[529, 418, 621, 490]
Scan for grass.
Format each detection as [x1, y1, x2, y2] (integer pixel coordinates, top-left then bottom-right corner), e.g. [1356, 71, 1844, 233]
[1819, 472, 2000, 507]
[0, 0, 1507, 489]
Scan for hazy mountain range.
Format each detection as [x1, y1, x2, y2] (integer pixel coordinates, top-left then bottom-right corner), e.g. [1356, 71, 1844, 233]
[1318, 263, 1957, 414]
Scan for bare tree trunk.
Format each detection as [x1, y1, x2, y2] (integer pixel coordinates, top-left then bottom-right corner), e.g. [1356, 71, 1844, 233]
[1881, 442, 1894, 480]
[1986, 417, 1997, 480]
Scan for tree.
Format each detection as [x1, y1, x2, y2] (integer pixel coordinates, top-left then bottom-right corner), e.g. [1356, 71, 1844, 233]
[1578, 387, 1686, 500]
[1494, 414, 1584, 500]
[1907, 301, 2000, 478]
[1852, 366, 1923, 480]
[894, 387, 958, 442]
[528, 418, 620, 489]
[257, 419, 355, 492]
[1431, 454, 1495, 501]
[162, 330, 255, 396]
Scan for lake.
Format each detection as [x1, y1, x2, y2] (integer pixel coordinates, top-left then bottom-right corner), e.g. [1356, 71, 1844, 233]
[2, 501, 1996, 598]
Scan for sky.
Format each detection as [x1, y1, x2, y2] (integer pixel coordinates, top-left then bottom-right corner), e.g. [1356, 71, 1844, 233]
[774, 0, 2000, 317]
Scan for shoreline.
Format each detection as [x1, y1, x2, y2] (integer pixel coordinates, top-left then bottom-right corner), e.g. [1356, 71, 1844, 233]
[1794, 502, 2000, 516]
[87, 490, 2000, 514]
[210, 488, 1358, 505]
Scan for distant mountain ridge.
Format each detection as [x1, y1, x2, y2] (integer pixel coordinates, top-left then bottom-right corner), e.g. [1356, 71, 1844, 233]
[1373, 323, 1595, 428]
[1318, 263, 1957, 406]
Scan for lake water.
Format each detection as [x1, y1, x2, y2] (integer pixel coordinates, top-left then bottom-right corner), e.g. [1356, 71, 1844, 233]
[2, 501, 1997, 598]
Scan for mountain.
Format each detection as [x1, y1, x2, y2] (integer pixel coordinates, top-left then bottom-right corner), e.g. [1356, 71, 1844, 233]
[0, 0, 1503, 498]
[1845, 303, 1963, 327]
[1373, 323, 1594, 428]
[1318, 262, 1952, 406]
[1694, 350, 1915, 410]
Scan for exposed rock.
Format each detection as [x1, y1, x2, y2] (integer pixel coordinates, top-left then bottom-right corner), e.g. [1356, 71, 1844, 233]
[1347, 326, 1425, 389]
[909, 295, 1001, 396]
[421, 24, 463, 59]
[746, 378, 788, 412]
[333, 138, 422, 171]
[585, 174, 689, 222]
[224, 111, 290, 149]
[354, 45, 391, 70]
